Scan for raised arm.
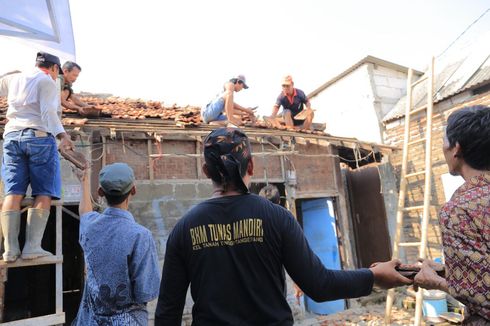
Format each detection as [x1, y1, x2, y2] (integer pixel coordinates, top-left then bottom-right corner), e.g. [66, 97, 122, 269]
[73, 165, 92, 216]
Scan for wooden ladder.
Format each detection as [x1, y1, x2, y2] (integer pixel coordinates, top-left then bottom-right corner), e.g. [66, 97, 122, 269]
[384, 57, 435, 326]
[0, 199, 65, 326]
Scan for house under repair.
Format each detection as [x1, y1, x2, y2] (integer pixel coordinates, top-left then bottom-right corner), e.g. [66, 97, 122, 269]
[0, 95, 397, 324]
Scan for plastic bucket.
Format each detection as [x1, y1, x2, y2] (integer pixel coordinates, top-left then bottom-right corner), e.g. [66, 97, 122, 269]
[422, 289, 448, 318]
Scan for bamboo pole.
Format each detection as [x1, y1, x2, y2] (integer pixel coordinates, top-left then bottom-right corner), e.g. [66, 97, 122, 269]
[414, 56, 435, 326]
[385, 68, 414, 324]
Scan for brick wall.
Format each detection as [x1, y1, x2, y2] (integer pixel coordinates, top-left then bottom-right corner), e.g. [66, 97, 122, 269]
[153, 140, 198, 180]
[382, 91, 490, 262]
[293, 142, 337, 195]
[101, 135, 342, 324]
[105, 138, 150, 179]
[251, 143, 283, 180]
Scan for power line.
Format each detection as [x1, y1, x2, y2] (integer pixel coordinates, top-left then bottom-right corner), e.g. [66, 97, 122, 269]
[438, 7, 490, 58]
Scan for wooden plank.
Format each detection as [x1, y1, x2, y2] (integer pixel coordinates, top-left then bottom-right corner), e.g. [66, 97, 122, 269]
[1, 313, 65, 326]
[411, 75, 428, 88]
[0, 268, 6, 322]
[19, 199, 63, 207]
[295, 191, 340, 199]
[101, 136, 106, 167]
[55, 206, 63, 315]
[250, 178, 284, 184]
[385, 68, 415, 323]
[279, 140, 286, 184]
[414, 56, 435, 326]
[331, 145, 356, 270]
[149, 149, 297, 159]
[195, 137, 202, 179]
[0, 256, 63, 269]
[147, 139, 154, 181]
[1, 122, 397, 152]
[61, 207, 79, 220]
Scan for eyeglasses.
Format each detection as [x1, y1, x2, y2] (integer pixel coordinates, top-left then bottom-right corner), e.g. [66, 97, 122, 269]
[282, 84, 291, 88]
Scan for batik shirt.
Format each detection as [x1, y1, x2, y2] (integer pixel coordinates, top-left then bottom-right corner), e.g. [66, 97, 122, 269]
[439, 172, 490, 321]
[73, 208, 160, 326]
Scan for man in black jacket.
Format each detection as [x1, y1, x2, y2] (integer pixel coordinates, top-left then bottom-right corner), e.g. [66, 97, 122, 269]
[155, 128, 411, 325]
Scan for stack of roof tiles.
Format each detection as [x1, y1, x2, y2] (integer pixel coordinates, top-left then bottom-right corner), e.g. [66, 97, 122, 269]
[0, 95, 327, 134]
[80, 96, 202, 126]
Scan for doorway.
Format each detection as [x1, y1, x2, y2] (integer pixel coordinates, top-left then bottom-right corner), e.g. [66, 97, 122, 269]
[299, 198, 344, 315]
[345, 165, 391, 267]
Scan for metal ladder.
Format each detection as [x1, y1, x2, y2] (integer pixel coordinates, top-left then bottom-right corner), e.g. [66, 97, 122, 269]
[385, 57, 435, 326]
[0, 199, 65, 326]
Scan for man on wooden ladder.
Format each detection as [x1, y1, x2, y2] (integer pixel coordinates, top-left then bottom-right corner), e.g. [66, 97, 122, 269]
[0, 52, 73, 262]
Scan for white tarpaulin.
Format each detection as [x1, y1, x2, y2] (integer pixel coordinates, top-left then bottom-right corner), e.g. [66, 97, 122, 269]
[0, 0, 75, 71]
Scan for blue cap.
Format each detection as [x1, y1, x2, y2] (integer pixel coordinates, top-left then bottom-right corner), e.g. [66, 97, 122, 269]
[99, 163, 135, 196]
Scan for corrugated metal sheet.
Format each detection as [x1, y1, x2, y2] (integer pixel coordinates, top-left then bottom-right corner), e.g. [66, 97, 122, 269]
[462, 55, 490, 90]
[383, 27, 490, 123]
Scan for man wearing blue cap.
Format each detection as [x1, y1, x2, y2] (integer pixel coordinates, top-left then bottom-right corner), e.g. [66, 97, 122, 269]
[0, 52, 73, 262]
[72, 163, 160, 325]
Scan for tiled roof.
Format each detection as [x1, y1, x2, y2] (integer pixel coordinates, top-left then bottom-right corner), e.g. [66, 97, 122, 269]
[0, 95, 328, 135]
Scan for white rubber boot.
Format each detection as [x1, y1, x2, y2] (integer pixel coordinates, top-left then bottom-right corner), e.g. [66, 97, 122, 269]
[21, 208, 53, 260]
[1, 211, 21, 262]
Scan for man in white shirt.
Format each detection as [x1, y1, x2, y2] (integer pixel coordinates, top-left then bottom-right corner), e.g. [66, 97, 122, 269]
[0, 52, 73, 262]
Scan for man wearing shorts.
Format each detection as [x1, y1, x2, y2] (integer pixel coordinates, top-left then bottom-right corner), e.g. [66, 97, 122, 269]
[201, 75, 256, 126]
[0, 52, 73, 262]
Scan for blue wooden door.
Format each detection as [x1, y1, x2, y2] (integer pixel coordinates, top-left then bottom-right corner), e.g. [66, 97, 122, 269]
[301, 198, 345, 314]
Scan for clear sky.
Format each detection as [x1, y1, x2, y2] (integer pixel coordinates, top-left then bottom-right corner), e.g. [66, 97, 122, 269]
[2, 1, 490, 117]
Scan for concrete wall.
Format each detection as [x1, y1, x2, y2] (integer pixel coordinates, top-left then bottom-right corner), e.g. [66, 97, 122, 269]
[310, 63, 411, 144]
[371, 65, 410, 120]
[310, 65, 382, 143]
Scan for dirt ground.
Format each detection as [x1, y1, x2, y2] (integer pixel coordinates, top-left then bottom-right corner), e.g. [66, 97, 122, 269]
[295, 288, 461, 326]
[296, 304, 414, 325]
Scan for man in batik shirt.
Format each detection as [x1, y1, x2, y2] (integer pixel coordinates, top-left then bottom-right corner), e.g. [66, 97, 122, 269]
[73, 163, 160, 325]
[415, 105, 490, 325]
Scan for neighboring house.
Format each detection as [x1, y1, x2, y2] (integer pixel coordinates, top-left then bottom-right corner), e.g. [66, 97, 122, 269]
[308, 56, 422, 143]
[382, 31, 490, 263]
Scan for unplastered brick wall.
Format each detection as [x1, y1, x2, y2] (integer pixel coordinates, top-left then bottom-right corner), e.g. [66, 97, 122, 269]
[384, 109, 448, 262]
[251, 142, 283, 180]
[383, 91, 490, 262]
[292, 142, 337, 194]
[104, 139, 199, 180]
[105, 138, 150, 179]
[152, 140, 198, 179]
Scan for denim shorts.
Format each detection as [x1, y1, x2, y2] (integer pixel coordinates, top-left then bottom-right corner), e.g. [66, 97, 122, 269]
[1, 129, 61, 199]
[201, 97, 227, 123]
